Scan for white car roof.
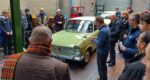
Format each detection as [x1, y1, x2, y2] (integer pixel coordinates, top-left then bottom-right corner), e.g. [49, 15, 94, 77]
[69, 16, 96, 21]
[68, 16, 111, 25]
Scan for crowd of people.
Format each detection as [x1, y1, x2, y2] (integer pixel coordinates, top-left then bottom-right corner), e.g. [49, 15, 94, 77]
[0, 6, 150, 80]
[90, 7, 150, 80]
[0, 8, 65, 56]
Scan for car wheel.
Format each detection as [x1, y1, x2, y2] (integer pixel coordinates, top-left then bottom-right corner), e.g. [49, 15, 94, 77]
[83, 50, 90, 64]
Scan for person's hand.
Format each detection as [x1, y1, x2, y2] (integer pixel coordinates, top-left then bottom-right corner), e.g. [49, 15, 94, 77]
[9, 32, 13, 35]
[88, 36, 95, 42]
[58, 22, 62, 24]
[119, 42, 126, 51]
[123, 34, 127, 39]
[6, 32, 10, 35]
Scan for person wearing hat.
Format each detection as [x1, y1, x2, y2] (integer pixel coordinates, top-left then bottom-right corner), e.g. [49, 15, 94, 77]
[0, 10, 12, 56]
[37, 8, 48, 26]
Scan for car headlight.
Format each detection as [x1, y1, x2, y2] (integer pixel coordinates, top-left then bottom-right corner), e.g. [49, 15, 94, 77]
[74, 47, 80, 56]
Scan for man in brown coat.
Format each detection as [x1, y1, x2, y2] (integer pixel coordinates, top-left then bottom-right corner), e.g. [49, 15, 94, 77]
[1, 26, 71, 80]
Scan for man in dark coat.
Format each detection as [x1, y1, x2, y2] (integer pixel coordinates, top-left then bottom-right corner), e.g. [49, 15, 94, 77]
[0, 10, 12, 55]
[119, 12, 130, 42]
[89, 16, 110, 80]
[107, 15, 121, 66]
[119, 14, 141, 63]
[1, 26, 71, 80]
[25, 8, 32, 29]
[54, 9, 65, 32]
[119, 13, 150, 80]
[115, 8, 121, 18]
[118, 32, 150, 80]
[24, 8, 33, 48]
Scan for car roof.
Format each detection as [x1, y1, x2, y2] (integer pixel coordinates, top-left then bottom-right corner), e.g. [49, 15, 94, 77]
[69, 16, 96, 21]
[68, 16, 111, 25]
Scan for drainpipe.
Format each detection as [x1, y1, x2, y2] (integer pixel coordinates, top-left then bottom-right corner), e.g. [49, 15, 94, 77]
[10, 0, 23, 53]
[130, 0, 133, 8]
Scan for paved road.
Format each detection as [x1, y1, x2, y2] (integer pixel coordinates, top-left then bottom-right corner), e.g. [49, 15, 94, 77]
[0, 49, 125, 80]
[69, 53, 97, 80]
[69, 52, 125, 80]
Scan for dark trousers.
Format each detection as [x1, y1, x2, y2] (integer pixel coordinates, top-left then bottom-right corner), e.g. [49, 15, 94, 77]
[54, 25, 63, 32]
[25, 30, 31, 48]
[109, 41, 116, 64]
[97, 53, 108, 80]
[3, 35, 12, 55]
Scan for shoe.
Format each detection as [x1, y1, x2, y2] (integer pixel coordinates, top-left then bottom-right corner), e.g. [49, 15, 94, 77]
[108, 63, 116, 67]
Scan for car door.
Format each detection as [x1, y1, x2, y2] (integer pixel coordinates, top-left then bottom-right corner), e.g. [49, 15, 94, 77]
[80, 20, 98, 54]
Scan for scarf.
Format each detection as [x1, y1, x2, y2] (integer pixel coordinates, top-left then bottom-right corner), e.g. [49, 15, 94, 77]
[26, 44, 51, 56]
[1, 44, 51, 80]
[1, 53, 24, 80]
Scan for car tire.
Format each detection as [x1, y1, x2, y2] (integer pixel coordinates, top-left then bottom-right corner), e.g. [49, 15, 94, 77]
[83, 50, 90, 64]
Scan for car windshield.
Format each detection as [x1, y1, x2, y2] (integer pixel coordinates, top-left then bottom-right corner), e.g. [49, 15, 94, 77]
[65, 20, 93, 33]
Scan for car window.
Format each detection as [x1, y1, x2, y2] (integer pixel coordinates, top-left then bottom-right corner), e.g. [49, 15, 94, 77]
[65, 20, 93, 33]
[80, 21, 93, 33]
[66, 20, 82, 31]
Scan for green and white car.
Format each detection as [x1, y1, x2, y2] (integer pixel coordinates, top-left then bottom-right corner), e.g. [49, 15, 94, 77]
[51, 16, 110, 64]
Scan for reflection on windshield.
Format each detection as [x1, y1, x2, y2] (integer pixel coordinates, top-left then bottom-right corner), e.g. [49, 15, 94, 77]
[65, 20, 92, 33]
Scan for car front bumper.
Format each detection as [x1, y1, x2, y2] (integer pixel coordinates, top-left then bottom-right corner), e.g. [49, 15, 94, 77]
[51, 54, 84, 62]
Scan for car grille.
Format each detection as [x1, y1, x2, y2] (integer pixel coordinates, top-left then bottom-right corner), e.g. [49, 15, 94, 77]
[51, 45, 76, 56]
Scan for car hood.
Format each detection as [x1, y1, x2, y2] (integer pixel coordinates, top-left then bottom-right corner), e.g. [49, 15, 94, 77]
[52, 30, 88, 47]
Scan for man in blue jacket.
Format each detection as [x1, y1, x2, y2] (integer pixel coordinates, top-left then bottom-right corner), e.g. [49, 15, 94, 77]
[37, 8, 49, 26]
[0, 10, 12, 55]
[107, 15, 121, 66]
[119, 14, 141, 63]
[89, 17, 110, 80]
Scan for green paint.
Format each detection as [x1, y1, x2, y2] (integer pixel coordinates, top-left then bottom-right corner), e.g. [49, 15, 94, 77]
[10, 0, 23, 53]
[52, 30, 82, 47]
[51, 29, 98, 60]
[50, 10, 56, 14]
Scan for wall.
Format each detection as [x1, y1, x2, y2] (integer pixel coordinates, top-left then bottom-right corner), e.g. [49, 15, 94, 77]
[0, 0, 10, 15]
[132, 0, 150, 13]
[21, 0, 58, 16]
[0, 0, 93, 17]
[0, 0, 62, 16]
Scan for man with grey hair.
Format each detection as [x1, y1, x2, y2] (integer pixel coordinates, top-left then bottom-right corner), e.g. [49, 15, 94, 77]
[1, 26, 71, 80]
[37, 8, 49, 26]
[119, 14, 141, 64]
[107, 14, 121, 66]
[54, 9, 65, 32]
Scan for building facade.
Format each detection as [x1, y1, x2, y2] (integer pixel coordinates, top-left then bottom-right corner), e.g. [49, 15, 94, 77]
[132, 0, 150, 13]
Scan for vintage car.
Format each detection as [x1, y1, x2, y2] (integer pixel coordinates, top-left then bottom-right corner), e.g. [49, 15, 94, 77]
[51, 16, 110, 64]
